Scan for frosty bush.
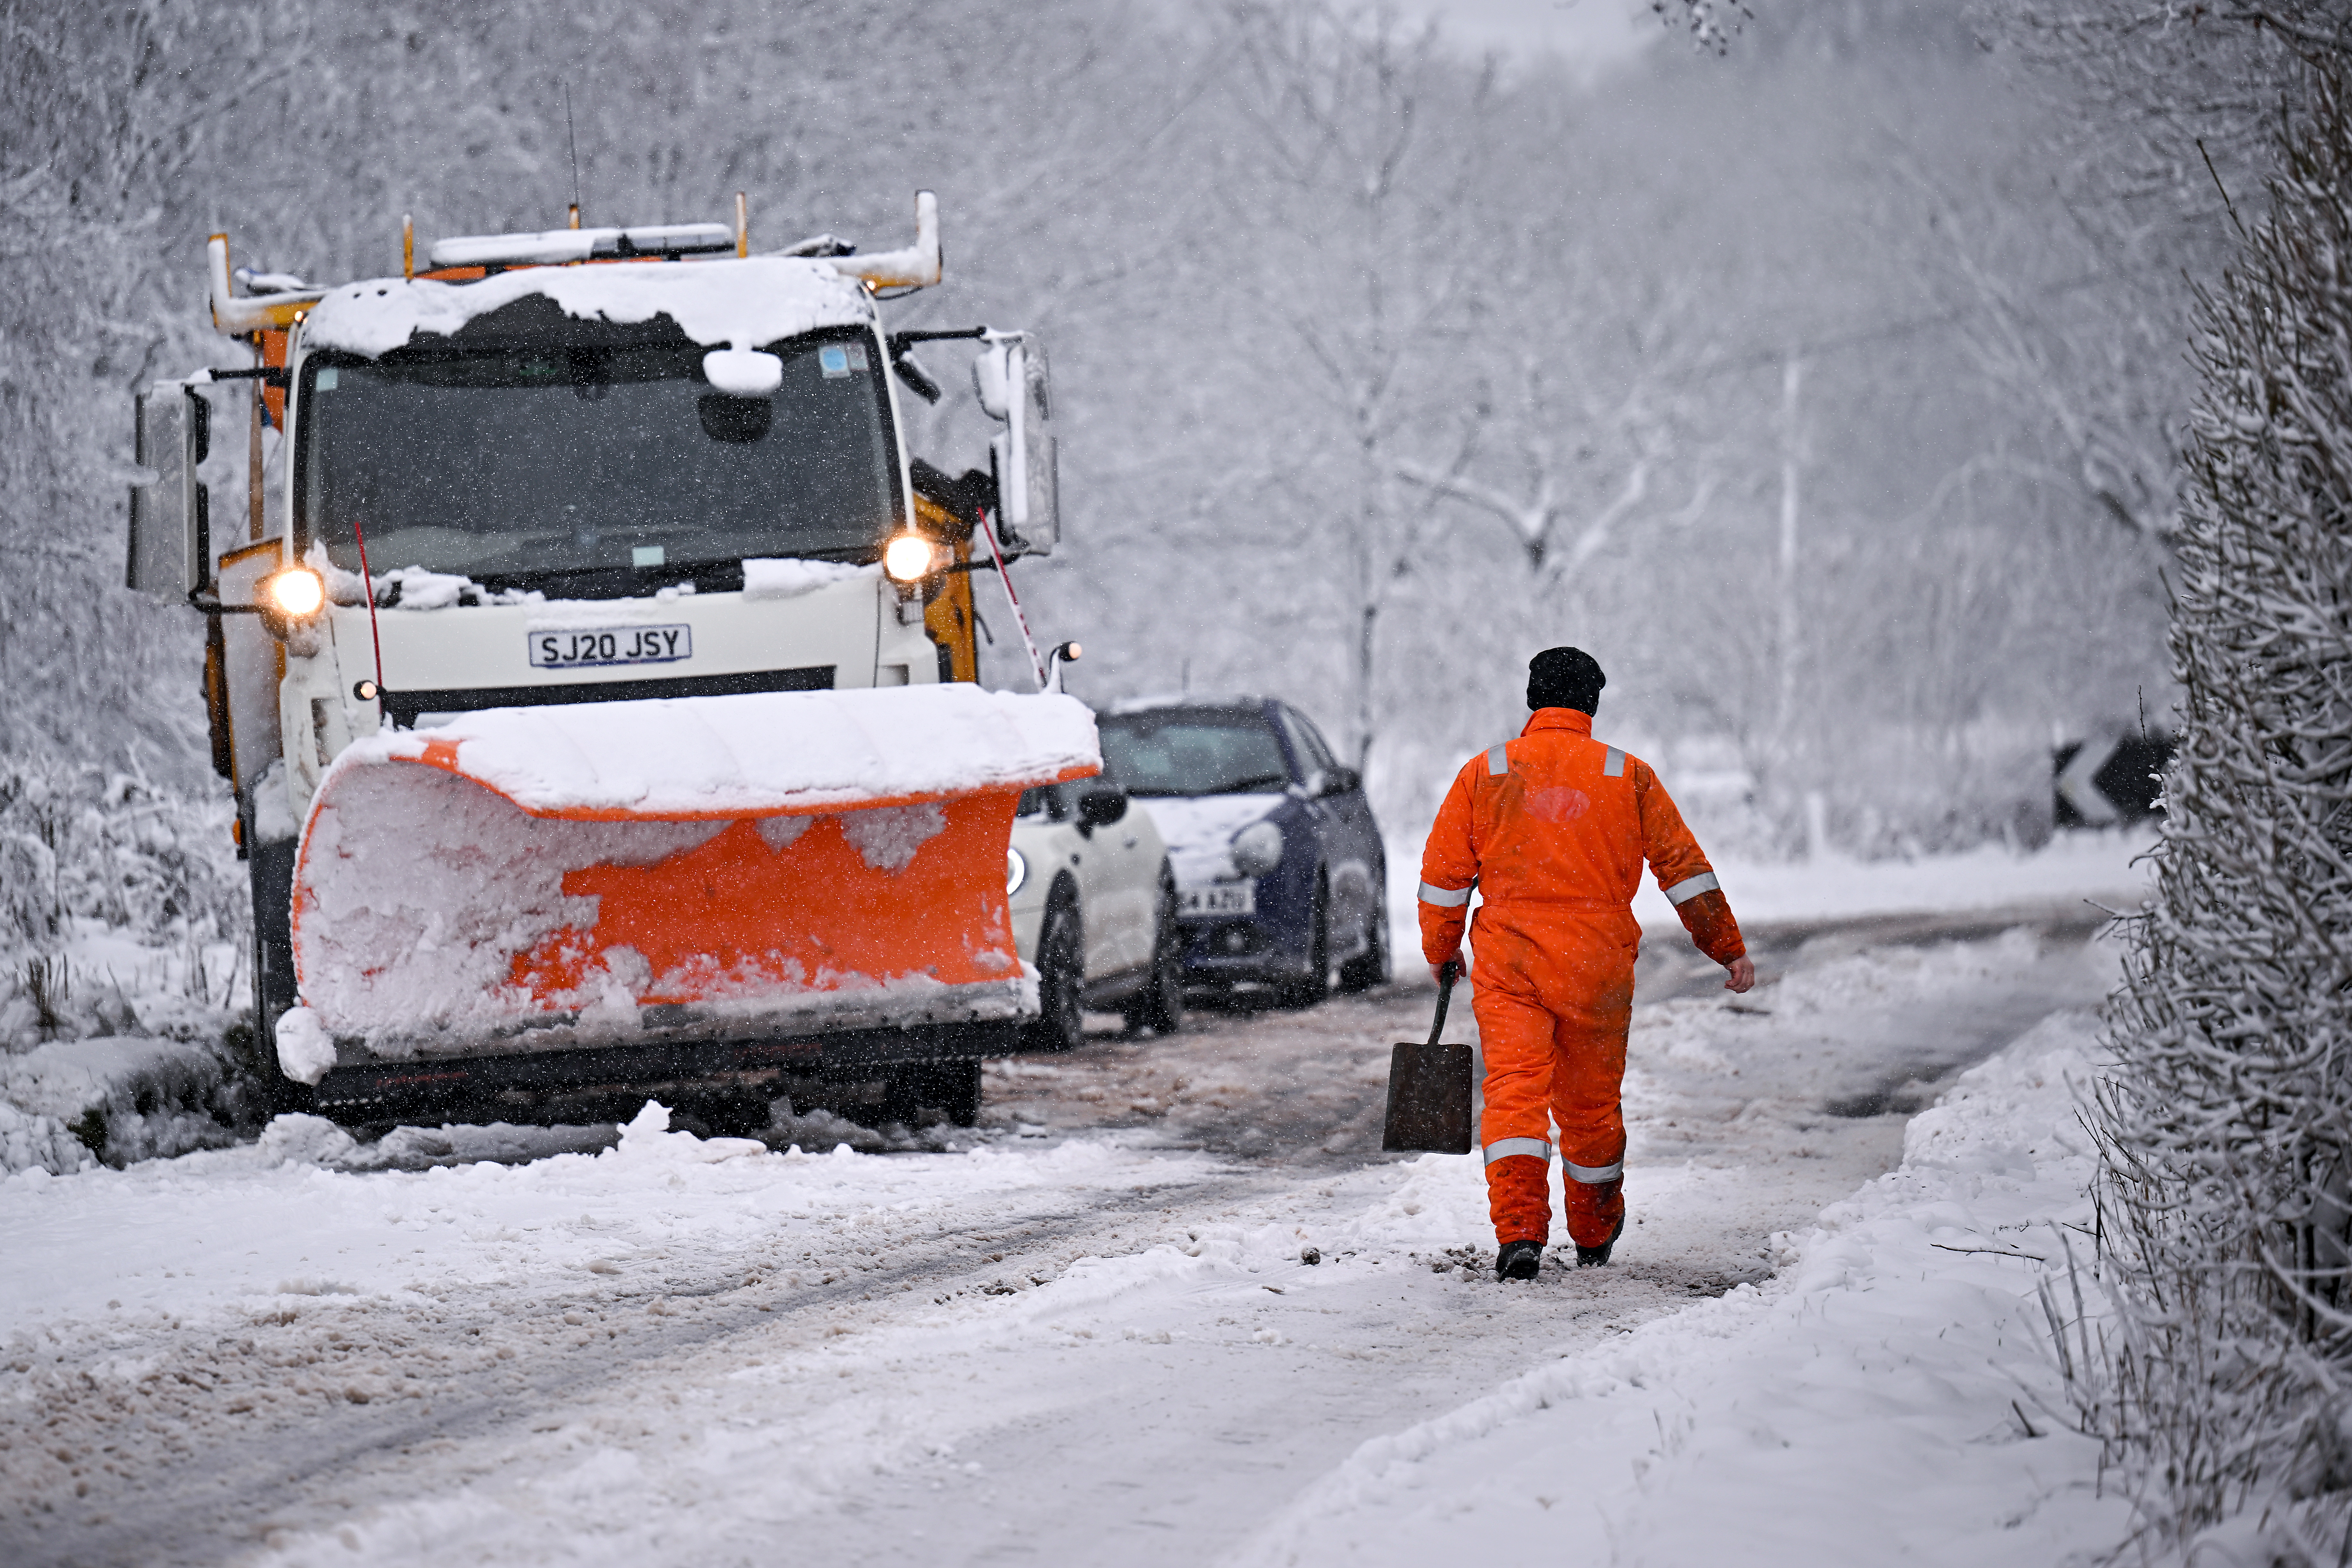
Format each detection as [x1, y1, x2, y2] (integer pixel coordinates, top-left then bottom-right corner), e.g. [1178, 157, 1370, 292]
[0, 763, 244, 956]
[2091, 64, 2352, 1556]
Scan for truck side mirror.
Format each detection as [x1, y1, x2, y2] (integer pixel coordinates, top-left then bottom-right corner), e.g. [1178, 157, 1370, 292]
[974, 336, 1059, 558]
[127, 383, 210, 599]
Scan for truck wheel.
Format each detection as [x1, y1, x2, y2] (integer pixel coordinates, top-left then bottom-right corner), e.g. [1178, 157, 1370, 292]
[933, 1059, 983, 1127]
[1020, 883, 1085, 1053]
[884, 1060, 984, 1128]
[1278, 875, 1331, 1009]
[1123, 865, 1188, 1036]
[1337, 903, 1391, 993]
[247, 827, 305, 1110]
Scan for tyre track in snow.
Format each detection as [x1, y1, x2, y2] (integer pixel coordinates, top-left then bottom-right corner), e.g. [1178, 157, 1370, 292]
[2, 1170, 1253, 1567]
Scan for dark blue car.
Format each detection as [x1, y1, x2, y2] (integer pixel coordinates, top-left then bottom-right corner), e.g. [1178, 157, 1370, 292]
[1096, 698, 1389, 1004]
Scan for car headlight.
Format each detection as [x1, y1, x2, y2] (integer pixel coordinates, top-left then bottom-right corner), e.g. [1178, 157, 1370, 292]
[1231, 820, 1284, 877]
[1007, 846, 1028, 896]
[883, 532, 937, 583]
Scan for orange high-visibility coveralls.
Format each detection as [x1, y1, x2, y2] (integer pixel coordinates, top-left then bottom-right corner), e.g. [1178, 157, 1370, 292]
[1418, 708, 1744, 1250]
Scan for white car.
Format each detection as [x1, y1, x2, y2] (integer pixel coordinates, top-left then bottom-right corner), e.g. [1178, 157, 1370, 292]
[1007, 780, 1185, 1049]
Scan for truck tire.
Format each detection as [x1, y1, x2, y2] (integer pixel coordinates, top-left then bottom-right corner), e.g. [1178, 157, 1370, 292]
[931, 1059, 984, 1128]
[248, 829, 306, 1110]
[884, 1059, 984, 1128]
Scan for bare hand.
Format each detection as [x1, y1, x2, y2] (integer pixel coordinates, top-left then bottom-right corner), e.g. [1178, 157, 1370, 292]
[1430, 949, 1463, 983]
[1724, 956, 1755, 994]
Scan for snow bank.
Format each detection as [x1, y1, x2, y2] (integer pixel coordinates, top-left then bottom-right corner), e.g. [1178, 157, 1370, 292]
[301, 256, 872, 359]
[256, 1110, 358, 1167]
[0, 1105, 1213, 1325]
[254, 1111, 623, 1171]
[610, 1100, 765, 1164]
[327, 684, 1100, 819]
[1385, 826, 2154, 964]
[0, 1101, 95, 1176]
[0, 1035, 245, 1170]
[1628, 827, 2157, 932]
[1228, 1012, 2129, 1567]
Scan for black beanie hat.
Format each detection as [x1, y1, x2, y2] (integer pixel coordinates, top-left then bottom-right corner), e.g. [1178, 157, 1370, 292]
[1527, 647, 1605, 714]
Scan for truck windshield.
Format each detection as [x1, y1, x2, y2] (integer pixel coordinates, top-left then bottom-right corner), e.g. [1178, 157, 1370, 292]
[1097, 710, 1294, 797]
[294, 329, 899, 592]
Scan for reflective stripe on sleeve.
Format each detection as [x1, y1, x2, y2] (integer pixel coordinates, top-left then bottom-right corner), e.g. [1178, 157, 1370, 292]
[1603, 746, 1626, 777]
[1664, 871, 1721, 906]
[1483, 1137, 1552, 1165]
[1417, 880, 1474, 908]
[1487, 743, 1510, 776]
[1566, 1159, 1624, 1184]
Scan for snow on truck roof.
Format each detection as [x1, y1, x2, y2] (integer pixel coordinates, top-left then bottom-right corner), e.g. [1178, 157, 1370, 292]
[300, 255, 875, 359]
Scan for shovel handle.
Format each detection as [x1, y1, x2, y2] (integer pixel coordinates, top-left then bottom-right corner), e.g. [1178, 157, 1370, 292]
[1428, 959, 1460, 1048]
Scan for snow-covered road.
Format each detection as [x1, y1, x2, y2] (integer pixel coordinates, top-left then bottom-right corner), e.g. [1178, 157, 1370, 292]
[4, 910, 2123, 1566]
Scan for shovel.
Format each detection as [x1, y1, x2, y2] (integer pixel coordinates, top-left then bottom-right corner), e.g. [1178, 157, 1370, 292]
[1382, 959, 1473, 1154]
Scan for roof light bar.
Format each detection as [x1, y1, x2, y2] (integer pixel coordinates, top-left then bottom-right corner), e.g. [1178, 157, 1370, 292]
[426, 222, 736, 270]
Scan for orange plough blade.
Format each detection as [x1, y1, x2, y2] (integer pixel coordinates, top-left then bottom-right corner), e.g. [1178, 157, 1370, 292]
[289, 686, 1098, 1057]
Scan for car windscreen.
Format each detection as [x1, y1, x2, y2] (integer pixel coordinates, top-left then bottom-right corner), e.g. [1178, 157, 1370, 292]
[1097, 710, 1292, 797]
[293, 329, 898, 590]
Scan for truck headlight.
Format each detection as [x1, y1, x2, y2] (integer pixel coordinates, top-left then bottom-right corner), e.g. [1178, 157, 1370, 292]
[1007, 846, 1028, 896]
[883, 532, 937, 583]
[265, 567, 325, 619]
[1231, 820, 1284, 877]
[257, 567, 327, 643]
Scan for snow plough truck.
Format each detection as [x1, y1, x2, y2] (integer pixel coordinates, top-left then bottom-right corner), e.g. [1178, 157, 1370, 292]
[125, 193, 1090, 1131]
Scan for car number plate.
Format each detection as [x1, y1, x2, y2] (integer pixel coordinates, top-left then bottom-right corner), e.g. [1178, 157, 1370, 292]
[528, 625, 692, 669]
[1177, 884, 1255, 918]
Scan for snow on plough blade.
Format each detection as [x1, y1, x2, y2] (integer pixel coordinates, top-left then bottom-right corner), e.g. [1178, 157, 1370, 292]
[286, 686, 1097, 1069]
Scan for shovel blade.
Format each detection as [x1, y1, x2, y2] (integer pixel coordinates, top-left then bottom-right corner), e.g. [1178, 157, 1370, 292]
[1382, 1040, 1474, 1154]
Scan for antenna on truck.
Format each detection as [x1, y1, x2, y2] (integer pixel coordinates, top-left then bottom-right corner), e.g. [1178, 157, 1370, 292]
[563, 82, 583, 228]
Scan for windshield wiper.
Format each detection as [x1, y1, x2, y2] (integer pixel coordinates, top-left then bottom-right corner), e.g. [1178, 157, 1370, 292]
[1213, 772, 1290, 793]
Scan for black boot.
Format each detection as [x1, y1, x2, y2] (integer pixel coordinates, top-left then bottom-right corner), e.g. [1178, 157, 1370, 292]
[1495, 1240, 1543, 1281]
[1575, 1215, 1626, 1268]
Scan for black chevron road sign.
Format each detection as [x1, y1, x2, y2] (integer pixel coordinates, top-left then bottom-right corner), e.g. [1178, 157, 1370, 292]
[2053, 732, 2173, 828]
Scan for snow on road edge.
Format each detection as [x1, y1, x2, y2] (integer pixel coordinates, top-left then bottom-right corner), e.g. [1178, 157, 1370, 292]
[1223, 1010, 2131, 1568]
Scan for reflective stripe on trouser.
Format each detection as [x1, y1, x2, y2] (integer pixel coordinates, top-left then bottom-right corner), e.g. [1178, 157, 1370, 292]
[1471, 903, 1635, 1249]
[1418, 880, 1473, 908]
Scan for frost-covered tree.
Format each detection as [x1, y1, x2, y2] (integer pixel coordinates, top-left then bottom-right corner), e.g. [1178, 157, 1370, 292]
[2094, 63, 2352, 1554]
[1211, 0, 1498, 769]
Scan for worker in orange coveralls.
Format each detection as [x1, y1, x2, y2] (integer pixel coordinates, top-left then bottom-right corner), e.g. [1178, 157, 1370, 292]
[1419, 647, 1755, 1282]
